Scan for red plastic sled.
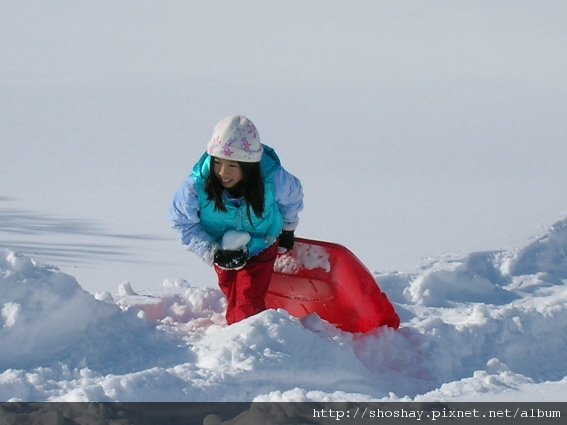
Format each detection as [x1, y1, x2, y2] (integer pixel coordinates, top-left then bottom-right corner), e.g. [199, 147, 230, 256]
[266, 238, 400, 333]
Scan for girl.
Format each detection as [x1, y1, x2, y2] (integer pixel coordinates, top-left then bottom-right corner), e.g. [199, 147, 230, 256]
[169, 115, 304, 324]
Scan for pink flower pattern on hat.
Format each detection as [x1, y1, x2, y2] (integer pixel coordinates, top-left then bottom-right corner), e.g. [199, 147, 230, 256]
[241, 138, 251, 151]
[223, 146, 234, 157]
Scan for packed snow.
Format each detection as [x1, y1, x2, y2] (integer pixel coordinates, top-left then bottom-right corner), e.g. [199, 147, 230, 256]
[274, 241, 331, 274]
[221, 230, 252, 251]
[1, 218, 566, 402]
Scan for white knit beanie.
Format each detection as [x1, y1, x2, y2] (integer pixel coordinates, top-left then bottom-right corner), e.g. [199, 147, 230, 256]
[207, 115, 263, 163]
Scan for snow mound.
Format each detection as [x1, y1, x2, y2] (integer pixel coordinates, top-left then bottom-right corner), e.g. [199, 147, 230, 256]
[404, 251, 515, 307]
[508, 219, 567, 278]
[0, 250, 183, 375]
[1, 218, 567, 402]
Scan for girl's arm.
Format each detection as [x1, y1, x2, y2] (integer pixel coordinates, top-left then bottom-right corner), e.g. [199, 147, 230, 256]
[169, 176, 219, 264]
[273, 167, 304, 231]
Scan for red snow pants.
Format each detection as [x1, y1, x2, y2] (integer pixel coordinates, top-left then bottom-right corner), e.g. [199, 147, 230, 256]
[214, 243, 278, 325]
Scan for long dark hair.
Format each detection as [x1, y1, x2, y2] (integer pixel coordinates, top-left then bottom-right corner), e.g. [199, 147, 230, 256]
[205, 157, 265, 224]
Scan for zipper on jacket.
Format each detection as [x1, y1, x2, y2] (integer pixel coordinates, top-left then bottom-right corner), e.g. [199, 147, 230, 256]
[236, 205, 243, 230]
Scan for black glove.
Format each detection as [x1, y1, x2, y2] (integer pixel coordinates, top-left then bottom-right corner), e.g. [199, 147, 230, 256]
[278, 230, 295, 253]
[214, 247, 248, 270]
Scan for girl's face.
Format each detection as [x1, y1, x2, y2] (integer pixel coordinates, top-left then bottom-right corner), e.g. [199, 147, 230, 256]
[212, 157, 243, 189]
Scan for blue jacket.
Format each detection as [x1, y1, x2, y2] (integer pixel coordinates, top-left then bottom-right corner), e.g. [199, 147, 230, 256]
[169, 145, 303, 263]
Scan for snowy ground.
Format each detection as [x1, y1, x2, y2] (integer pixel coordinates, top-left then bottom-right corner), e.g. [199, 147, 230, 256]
[2, 0, 567, 405]
[1, 218, 566, 402]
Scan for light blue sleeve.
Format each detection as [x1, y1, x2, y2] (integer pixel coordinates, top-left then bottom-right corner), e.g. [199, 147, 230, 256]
[273, 166, 304, 231]
[169, 176, 219, 264]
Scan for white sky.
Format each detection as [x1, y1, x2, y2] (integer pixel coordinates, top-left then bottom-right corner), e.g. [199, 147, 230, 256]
[1, 0, 567, 293]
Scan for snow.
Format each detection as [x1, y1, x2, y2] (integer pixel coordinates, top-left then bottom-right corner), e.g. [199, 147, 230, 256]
[274, 241, 331, 274]
[1, 0, 567, 404]
[221, 230, 251, 251]
[1, 218, 566, 402]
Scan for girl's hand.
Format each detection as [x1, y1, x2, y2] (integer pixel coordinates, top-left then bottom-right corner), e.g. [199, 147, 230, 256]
[214, 247, 248, 270]
[278, 230, 295, 254]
